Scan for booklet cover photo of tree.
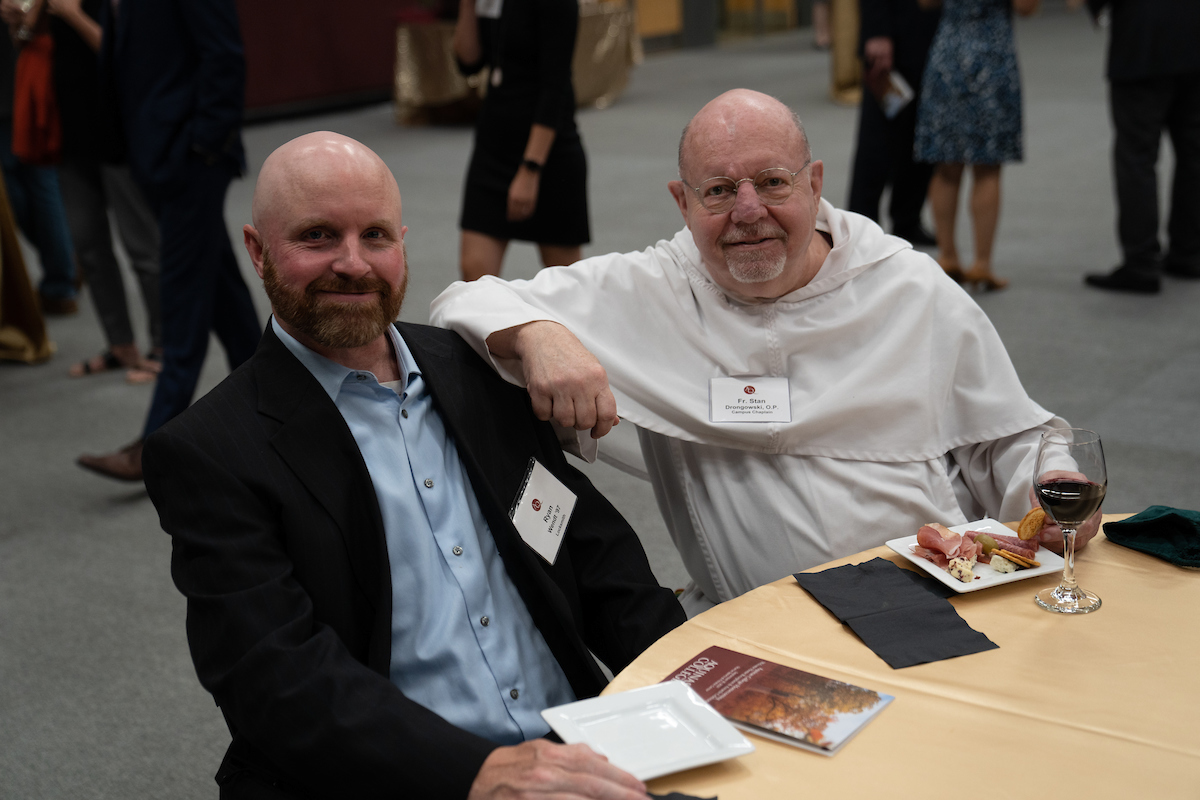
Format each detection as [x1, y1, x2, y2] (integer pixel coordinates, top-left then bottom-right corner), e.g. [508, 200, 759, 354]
[663, 646, 894, 756]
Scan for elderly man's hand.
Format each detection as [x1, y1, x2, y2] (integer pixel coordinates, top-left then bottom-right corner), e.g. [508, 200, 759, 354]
[467, 739, 648, 800]
[1026, 470, 1103, 554]
[487, 321, 619, 439]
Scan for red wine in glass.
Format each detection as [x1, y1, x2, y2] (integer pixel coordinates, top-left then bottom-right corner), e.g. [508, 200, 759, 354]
[1035, 479, 1106, 527]
[1034, 428, 1105, 614]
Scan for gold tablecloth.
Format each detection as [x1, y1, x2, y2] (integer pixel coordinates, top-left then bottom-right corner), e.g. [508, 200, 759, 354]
[605, 514, 1200, 798]
[394, 2, 640, 124]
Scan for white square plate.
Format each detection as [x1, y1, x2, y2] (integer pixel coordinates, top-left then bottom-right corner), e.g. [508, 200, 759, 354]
[540, 680, 755, 780]
[885, 517, 1064, 593]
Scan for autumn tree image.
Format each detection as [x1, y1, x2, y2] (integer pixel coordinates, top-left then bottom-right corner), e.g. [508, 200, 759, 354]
[714, 662, 882, 748]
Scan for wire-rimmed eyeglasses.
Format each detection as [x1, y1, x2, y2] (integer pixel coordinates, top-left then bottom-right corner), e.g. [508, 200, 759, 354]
[685, 160, 812, 214]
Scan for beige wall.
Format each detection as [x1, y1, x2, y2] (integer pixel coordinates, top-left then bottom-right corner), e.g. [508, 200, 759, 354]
[635, 0, 683, 37]
[723, 0, 798, 32]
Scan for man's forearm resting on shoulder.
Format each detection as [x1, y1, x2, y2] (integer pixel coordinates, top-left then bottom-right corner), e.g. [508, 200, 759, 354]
[486, 322, 619, 439]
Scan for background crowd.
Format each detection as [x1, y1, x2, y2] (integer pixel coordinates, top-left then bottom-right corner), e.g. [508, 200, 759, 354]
[2, 1, 1198, 797]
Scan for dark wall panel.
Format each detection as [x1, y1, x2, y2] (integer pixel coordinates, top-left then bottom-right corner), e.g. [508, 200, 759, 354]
[238, 1, 408, 113]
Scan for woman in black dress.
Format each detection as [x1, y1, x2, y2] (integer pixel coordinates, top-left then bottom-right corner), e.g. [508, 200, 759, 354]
[454, 0, 589, 280]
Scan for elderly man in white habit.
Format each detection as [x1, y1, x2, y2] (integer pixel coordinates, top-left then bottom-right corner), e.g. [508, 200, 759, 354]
[432, 89, 1100, 615]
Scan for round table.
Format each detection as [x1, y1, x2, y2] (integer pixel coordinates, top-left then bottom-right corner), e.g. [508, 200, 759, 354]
[603, 515, 1200, 798]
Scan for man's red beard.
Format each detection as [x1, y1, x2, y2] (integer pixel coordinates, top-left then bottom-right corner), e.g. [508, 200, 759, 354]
[262, 248, 406, 349]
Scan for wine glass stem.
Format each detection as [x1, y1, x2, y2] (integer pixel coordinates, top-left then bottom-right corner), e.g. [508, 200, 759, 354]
[1059, 526, 1078, 592]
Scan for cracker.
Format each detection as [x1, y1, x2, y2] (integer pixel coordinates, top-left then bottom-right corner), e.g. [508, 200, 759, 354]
[1017, 507, 1045, 541]
[995, 549, 1040, 569]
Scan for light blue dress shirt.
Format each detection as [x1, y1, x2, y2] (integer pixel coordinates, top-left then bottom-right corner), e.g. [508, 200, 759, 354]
[272, 318, 576, 744]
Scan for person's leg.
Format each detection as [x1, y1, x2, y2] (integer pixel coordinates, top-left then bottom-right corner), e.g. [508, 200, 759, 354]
[461, 229, 509, 281]
[142, 162, 251, 438]
[847, 91, 890, 223]
[811, 0, 831, 49]
[19, 161, 78, 304]
[103, 164, 163, 350]
[1111, 79, 1171, 270]
[928, 162, 964, 279]
[0, 125, 78, 305]
[209, 224, 261, 372]
[888, 100, 934, 240]
[1164, 72, 1200, 277]
[537, 244, 582, 267]
[59, 157, 138, 360]
[964, 164, 1006, 290]
[1084, 79, 1172, 292]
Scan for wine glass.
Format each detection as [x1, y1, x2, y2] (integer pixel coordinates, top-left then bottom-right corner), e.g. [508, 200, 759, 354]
[1033, 428, 1106, 614]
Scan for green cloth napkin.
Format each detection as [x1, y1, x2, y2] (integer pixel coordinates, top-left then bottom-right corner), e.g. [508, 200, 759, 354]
[1103, 506, 1200, 568]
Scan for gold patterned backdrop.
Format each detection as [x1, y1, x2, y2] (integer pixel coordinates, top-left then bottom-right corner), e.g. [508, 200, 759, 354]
[394, 1, 641, 124]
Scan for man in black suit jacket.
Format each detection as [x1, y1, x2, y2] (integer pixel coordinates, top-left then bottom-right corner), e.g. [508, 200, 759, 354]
[79, 0, 261, 479]
[1083, 0, 1200, 293]
[847, 0, 941, 245]
[142, 132, 684, 799]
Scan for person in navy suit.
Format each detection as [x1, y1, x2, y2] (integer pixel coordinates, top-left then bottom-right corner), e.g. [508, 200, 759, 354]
[78, 0, 261, 479]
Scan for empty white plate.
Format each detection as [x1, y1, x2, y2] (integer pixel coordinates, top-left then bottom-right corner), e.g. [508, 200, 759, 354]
[541, 680, 755, 780]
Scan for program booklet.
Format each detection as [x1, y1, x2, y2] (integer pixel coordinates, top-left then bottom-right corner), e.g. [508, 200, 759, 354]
[663, 646, 894, 756]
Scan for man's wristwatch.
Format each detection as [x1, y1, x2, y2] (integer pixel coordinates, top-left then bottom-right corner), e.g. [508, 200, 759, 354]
[521, 158, 543, 174]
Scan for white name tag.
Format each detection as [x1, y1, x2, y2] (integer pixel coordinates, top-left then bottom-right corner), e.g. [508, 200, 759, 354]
[476, 0, 503, 18]
[509, 458, 576, 565]
[709, 377, 791, 423]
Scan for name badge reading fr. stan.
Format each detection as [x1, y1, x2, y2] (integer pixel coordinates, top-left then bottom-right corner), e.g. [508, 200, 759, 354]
[709, 377, 791, 423]
[509, 458, 576, 565]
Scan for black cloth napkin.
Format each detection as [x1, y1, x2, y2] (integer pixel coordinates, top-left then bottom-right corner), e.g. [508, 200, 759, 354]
[794, 557, 997, 669]
[1103, 506, 1200, 567]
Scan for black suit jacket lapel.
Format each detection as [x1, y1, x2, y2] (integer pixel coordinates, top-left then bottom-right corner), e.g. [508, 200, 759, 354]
[253, 326, 392, 669]
[398, 323, 606, 693]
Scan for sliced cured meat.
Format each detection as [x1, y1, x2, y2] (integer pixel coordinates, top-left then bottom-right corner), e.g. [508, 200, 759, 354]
[915, 523, 959, 556]
[964, 530, 1038, 561]
[913, 523, 980, 568]
[911, 544, 949, 568]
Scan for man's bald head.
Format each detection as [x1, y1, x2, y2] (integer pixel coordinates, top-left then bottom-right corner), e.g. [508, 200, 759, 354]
[244, 132, 408, 358]
[677, 90, 810, 181]
[251, 131, 402, 238]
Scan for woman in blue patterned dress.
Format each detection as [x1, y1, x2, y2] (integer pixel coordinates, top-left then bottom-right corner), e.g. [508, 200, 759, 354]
[914, 0, 1038, 290]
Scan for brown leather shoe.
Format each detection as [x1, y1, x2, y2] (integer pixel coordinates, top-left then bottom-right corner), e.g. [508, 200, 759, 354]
[77, 439, 144, 482]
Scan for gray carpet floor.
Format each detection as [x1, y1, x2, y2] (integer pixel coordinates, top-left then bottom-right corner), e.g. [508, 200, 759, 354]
[3, 6, 1198, 797]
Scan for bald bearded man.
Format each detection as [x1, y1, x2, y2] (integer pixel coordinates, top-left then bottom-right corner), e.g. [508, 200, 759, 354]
[141, 133, 683, 799]
[432, 89, 1102, 615]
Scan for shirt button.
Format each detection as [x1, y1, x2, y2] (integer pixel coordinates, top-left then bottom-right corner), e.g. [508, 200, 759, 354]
[480, 616, 490, 627]
[401, 409, 409, 419]
[510, 689, 519, 700]
[424, 479, 434, 488]
[452, 545, 463, 556]
[356, 374, 367, 382]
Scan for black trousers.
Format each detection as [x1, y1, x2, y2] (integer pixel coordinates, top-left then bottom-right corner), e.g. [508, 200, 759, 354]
[141, 157, 261, 437]
[848, 87, 933, 234]
[1110, 72, 1200, 271]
